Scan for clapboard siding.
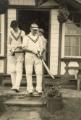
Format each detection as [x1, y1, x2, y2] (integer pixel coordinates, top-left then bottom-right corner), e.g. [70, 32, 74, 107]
[7, 9, 16, 44]
[50, 9, 59, 75]
[7, 9, 16, 73]
[9, 0, 35, 5]
[0, 60, 5, 73]
[0, 14, 5, 73]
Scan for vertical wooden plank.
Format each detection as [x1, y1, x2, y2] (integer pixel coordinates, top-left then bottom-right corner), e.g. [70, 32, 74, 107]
[58, 23, 62, 75]
[7, 9, 16, 74]
[1, 14, 5, 56]
[50, 9, 59, 75]
[4, 11, 7, 73]
[0, 14, 5, 73]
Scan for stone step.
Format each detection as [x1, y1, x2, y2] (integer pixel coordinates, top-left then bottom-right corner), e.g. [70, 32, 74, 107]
[3, 95, 45, 111]
[4, 97, 44, 107]
[3, 88, 81, 111]
[1, 87, 81, 113]
[0, 87, 45, 109]
[1, 89, 81, 120]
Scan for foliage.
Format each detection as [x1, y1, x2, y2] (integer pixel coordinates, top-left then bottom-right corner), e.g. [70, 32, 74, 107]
[57, 7, 69, 23]
[42, 84, 62, 104]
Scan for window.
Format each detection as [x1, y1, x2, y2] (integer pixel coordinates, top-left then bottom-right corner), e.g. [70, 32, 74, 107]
[63, 19, 81, 57]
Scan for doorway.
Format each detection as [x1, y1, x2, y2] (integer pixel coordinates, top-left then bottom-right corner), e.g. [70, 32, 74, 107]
[17, 9, 50, 74]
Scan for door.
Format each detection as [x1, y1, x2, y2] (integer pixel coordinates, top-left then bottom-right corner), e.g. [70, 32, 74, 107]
[17, 9, 50, 74]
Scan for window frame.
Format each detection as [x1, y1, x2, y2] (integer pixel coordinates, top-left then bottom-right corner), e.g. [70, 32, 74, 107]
[61, 22, 81, 58]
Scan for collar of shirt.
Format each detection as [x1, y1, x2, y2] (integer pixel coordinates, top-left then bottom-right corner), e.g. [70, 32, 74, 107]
[10, 28, 21, 36]
[10, 28, 22, 41]
[28, 32, 39, 41]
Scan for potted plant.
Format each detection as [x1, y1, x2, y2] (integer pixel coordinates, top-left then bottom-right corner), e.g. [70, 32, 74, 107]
[42, 84, 63, 114]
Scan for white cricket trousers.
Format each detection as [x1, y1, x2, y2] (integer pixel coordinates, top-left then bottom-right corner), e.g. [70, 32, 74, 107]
[9, 53, 23, 90]
[25, 53, 43, 93]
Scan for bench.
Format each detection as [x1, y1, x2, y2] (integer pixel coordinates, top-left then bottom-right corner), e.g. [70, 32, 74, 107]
[66, 66, 81, 91]
[61, 58, 81, 91]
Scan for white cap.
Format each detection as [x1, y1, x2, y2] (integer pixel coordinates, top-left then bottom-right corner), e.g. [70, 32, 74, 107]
[30, 23, 39, 30]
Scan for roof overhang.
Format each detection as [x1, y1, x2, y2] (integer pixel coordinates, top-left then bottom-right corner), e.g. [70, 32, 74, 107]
[38, 0, 81, 9]
[74, 0, 81, 5]
[1, 0, 81, 14]
[67, 0, 81, 10]
[38, 0, 58, 8]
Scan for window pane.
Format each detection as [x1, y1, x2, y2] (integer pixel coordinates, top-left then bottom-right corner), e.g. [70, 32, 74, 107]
[70, 46, 79, 56]
[64, 47, 70, 56]
[65, 36, 70, 46]
[64, 46, 79, 56]
[70, 36, 79, 47]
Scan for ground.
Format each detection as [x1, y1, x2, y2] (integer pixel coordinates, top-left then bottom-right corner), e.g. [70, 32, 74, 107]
[0, 88, 81, 120]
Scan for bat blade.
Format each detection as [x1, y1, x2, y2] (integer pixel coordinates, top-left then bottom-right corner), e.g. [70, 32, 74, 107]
[42, 59, 55, 79]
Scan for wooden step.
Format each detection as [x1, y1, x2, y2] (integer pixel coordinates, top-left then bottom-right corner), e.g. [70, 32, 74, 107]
[0, 74, 79, 90]
[1, 74, 60, 86]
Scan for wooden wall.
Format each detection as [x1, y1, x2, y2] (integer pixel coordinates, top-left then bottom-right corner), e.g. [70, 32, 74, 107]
[50, 9, 59, 75]
[7, 9, 16, 73]
[9, 0, 35, 5]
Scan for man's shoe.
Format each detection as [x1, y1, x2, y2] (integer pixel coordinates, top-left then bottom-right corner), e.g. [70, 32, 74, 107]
[12, 89, 19, 93]
[34, 91, 42, 96]
[28, 92, 33, 96]
[11, 87, 15, 90]
[26, 90, 33, 96]
[33, 91, 39, 96]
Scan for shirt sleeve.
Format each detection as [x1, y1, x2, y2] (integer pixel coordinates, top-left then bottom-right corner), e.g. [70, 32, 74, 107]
[21, 30, 25, 38]
[22, 35, 28, 49]
[43, 37, 47, 50]
[8, 32, 12, 51]
[40, 36, 47, 54]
